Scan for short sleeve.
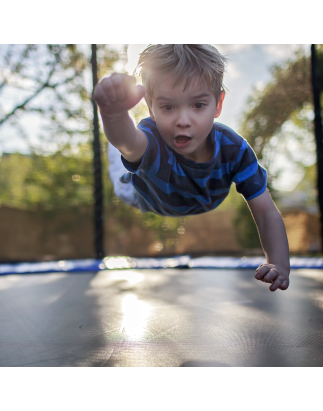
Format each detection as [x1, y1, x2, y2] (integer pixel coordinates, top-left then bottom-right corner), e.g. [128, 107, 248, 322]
[231, 139, 267, 201]
[121, 118, 161, 175]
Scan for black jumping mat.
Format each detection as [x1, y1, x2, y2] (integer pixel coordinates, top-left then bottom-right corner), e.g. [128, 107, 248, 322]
[0, 268, 322, 366]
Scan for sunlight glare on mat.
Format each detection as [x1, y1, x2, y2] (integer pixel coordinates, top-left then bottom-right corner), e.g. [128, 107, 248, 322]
[120, 294, 152, 338]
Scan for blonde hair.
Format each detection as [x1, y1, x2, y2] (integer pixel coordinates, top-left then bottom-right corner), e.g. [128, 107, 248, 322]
[135, 44, 227, 108]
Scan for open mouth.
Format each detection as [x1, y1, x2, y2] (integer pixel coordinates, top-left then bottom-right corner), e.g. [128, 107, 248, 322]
[174, 135, 192, 148]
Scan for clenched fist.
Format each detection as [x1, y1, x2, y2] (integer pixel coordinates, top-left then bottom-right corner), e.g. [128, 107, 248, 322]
[94, 73, 146, 117]
[255, 263, 290, 291]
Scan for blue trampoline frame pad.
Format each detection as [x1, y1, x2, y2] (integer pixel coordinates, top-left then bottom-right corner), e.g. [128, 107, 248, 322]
[0, 255, 322, 275]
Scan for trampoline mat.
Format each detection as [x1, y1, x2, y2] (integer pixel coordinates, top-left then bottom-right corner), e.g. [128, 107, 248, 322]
[1, 268, 323, 367]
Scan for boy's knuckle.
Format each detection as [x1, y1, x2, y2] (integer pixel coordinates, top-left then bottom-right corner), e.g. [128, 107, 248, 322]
[104, 78, 112, 87]
[103, 81, 114, 94]
[94, 88, 105, 103]
[101, 77, 110, 84]
[112, 74, 122, 85]
[100, 79, 109, 90]
[115, 74, 124, 82]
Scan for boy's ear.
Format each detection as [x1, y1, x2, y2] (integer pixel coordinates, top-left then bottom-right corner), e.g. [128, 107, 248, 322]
[214, 91, 225, 119]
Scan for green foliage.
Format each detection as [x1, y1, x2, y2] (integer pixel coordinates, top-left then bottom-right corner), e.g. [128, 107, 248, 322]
[25, 150, 93, 209]
[0, 149, 91, 209]
[236, 46, 323, 248]
[0, 153, 32, 208]
[239, 50, 312, 160]
[239, 47, 323, 164]
[216, 185, 242, 210]
[293, 163, 317, 209]
[0, 143, 182, 246]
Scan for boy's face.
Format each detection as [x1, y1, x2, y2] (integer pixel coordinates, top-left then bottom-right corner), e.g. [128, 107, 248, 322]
[148, 74, 224, 162]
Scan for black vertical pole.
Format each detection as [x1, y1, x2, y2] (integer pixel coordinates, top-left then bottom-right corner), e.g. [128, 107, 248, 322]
[91, 44, 104, 258]
[311, 44, 323, 253]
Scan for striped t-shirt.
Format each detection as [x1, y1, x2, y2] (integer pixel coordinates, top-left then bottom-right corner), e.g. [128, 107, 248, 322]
[121, 117, 267, 217]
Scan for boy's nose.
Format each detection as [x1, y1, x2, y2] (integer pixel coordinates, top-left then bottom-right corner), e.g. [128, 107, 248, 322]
[176, 110, 191, 128]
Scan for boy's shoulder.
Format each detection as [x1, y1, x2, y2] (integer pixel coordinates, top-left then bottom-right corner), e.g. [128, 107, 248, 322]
[213, 122, 245, 147]
[137, 117, 157, 131]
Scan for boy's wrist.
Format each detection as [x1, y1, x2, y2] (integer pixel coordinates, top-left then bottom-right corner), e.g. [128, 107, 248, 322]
[266, 254, 290, 270]
[100, 110, 129, 122]
[274, 262, 290, 274]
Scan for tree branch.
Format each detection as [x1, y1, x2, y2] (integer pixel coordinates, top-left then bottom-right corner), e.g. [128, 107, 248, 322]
[0, 63, 58, 126]
[0, 45, 36, 93]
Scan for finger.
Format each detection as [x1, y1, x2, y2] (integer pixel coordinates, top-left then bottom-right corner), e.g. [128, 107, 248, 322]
[124, 84, 146, 109]
[263, 268, 279, 283]
[279, 280, 289, 291]
[101, 77, 118, 102]
[93, 83, 111, 106]
[111, 73, 128, 100]
[255, 263, 276, 273]
[121, 74, 137, 99]
[131, 84, 146, 103]
[270, 276, 289, 292]
[255, 265, 271, 281]
[269, 276, 283, 292]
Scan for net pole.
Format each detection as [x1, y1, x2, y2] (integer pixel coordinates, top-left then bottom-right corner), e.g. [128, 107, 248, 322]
[91, 44, 105, 258]
[311, 44, 323, 253]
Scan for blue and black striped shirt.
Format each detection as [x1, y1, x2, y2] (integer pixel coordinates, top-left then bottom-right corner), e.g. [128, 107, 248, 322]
[121, 117, 267, 216]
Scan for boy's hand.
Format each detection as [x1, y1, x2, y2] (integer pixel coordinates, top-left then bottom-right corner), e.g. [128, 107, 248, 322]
[255, 263, 290, 292]
[94, 73, 146, 118]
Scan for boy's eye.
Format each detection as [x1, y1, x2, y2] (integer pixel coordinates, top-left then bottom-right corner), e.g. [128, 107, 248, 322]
[163, 105, 174, 111]
[194, 102, 206, 109]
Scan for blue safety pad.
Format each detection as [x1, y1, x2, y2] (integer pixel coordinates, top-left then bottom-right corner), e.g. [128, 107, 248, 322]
[0, 259, 104, 275]
[0, 255, 190, 275]
[189, 256, 323, 269]
[0, 255, 322, 275]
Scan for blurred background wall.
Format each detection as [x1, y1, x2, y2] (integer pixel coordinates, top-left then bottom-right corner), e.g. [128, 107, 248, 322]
[0, 44, 322, 261]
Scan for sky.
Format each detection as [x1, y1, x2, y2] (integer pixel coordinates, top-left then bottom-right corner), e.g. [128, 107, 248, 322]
[0, 44, 314, 191]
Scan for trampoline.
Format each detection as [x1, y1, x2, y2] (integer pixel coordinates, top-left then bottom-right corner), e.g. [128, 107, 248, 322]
[1, 256, 323, 367]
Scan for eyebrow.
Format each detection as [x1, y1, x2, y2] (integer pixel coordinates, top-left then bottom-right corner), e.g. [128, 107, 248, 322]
[155, 93, 211, 102]
[192, 93, 211, 99]
[155, 96, 173, 102]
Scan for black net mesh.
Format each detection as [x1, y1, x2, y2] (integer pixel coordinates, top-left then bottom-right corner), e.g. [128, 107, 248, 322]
[0, 44, 322, 262]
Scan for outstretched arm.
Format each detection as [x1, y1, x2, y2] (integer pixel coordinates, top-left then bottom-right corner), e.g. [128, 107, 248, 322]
[94, 73, 147, 163]
[247, 189, 290, 292]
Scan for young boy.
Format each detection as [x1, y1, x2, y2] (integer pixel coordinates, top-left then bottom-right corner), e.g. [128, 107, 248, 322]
[94, 44, 290, 292]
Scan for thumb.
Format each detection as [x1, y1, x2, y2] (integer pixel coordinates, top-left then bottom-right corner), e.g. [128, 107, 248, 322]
[127, 84, 146, 108]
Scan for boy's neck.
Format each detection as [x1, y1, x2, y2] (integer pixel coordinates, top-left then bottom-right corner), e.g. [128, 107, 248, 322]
[181, 135, 214, 163]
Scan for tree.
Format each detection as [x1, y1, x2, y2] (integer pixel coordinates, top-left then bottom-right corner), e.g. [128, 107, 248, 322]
[0, 44, 122, 153]
[0, 44, 124, 209]
[239, 49, 321, 184]
[235, 46, 323, 250]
